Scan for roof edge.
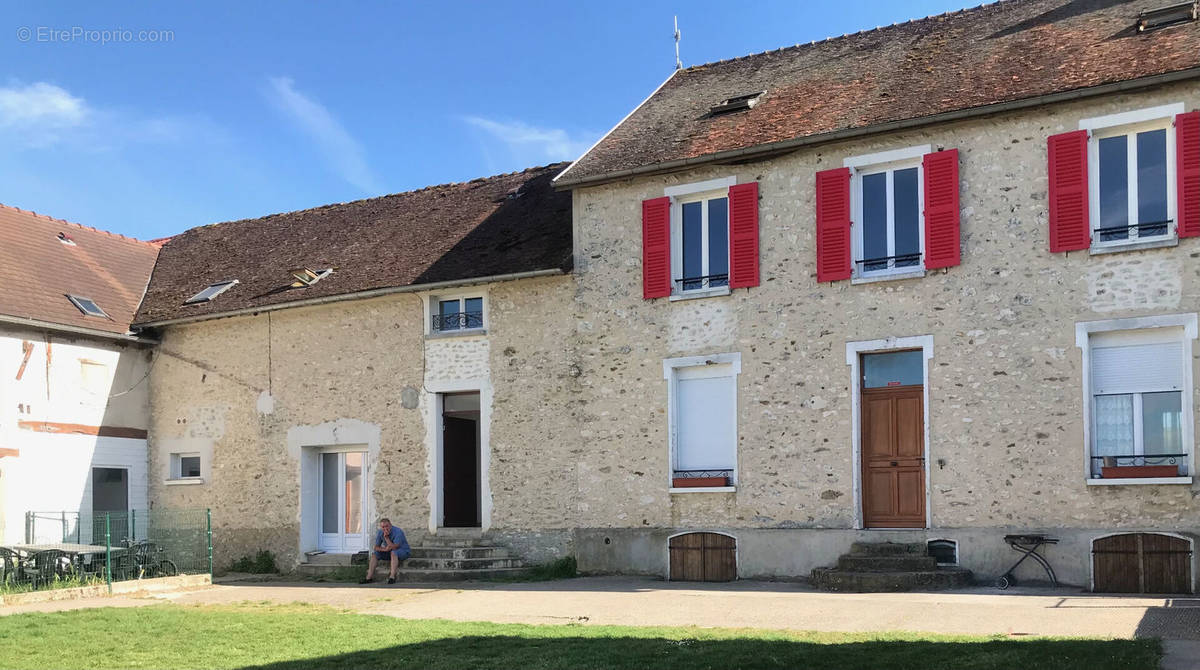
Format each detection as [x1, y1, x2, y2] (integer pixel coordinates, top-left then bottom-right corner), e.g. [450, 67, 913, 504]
[0, 313, 157, 344]
[554, 69, 679, 184]
[133, 268, 567, 330]
[0, 203, 158, 247]
[554, 66, 1200, 189]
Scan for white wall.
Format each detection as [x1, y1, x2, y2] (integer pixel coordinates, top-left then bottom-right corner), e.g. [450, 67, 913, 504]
[0, 326, 151, 544]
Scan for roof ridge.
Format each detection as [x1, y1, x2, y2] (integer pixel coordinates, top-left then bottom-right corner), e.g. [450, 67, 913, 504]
[0, 202, 159, 247]
[681, 0, 1010, 72]
[188, 161, 570, 233]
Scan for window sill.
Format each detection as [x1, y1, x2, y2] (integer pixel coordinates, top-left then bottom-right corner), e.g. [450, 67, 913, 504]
[425, 328, 487, 340]
[164, 478, 205, 486]
[851, 269, 926, 285]
[669, 286, 731, 302]
[669, 486, 736, 494]
[1089, 237, 1178, 256]
[1086, 476, 1192, 486]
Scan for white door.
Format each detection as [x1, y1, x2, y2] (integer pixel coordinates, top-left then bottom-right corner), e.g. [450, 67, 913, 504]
[318, 452, 367, 553]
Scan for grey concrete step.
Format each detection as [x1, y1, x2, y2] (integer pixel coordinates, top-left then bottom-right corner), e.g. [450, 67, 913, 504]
[409, 546, 512, 559]
[301, 553, 352, 566]
[811, 566, 973, 592]
[369, 566, 532, 582]
[837, 554, 938, 572]
[403, 557, 523, 570]
[419, 537, 487, 547]
[848, 542, 927, 556]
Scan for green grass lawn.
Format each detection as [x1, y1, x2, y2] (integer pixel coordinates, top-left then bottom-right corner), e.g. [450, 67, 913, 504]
[0, 602, 1160, 670]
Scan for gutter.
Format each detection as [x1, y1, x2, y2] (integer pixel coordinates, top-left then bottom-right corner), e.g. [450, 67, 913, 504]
[0, 314, 158, 344]
[553, 67, 1200, 189]
[132, 267, 567, 330]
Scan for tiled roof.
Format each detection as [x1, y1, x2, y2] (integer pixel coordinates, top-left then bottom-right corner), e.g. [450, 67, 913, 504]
[557, 0, 1200, 185]
[133, 163, 572, 326]
[0, 204, 159, 336]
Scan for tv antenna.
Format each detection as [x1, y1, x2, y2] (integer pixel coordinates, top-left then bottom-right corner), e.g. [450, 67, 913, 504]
[674, 16, 682, 70]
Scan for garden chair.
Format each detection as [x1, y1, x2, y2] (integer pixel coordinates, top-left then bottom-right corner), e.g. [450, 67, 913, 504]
[27, 550, 73, 588]
[0, 548, 25, 587]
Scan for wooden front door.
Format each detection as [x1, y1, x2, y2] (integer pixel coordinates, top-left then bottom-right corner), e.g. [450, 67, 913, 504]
[669, 532, 736, 581]
[1093, 533, 1193, 593]
[861, 385, 926, 528]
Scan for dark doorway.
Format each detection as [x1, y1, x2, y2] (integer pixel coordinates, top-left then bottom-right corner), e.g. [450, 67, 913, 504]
[91, 467, 129, 543]
[441, 393, 480, 528]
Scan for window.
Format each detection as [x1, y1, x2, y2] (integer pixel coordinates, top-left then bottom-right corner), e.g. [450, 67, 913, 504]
[1081, 103, 1181, 249]
[67, 295, 108, 318]
[431, 295, 484, 333]
[847, 145, 929, 280]
[665, 177, 736, 297]
[185, 280, 238, 304]
[664, 353, 741, 489]
[171, 453, 202, 480]
[927, 539, 958, 566]
[1077, 314, 1197, 483]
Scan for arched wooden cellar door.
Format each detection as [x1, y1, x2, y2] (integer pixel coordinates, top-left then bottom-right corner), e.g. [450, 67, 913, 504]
[1093, 533, 1193, 594]
[669, 532, 736, 582]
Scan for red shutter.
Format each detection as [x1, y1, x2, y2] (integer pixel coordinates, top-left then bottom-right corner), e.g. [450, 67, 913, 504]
[922, 149, 961, 269]
[642, 196, 672, 299]
[728, 182, 759, 288]
[815, 168, 852, 282]
[1176, 111, 1200, 238]
[1047, 130, 1090, 252]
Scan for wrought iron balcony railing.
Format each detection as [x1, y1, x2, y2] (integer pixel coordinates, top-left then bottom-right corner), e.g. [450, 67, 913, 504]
[432, 311, 484, 332]
[855, 252, 922, 273]
[676, 274, 729, 292]
[1096, 219, 1172, 241]
[1090, 453, 1187, 477]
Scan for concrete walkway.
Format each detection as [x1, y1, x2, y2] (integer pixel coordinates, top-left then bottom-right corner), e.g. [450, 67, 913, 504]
[3, 577, 1198, 665]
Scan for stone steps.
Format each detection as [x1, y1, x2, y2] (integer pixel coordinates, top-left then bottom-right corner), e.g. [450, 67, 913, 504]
[367, 566, 531, 582]
[403, 557, 523, 570]
[410, 546, 510, 559]
[812, 541, 972, 592]
[297, 534, 528, 582]
[811, 566, 974, 592]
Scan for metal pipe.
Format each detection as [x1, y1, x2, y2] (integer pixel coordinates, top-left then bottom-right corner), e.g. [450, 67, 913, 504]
[553, 67, 1200, 189]
[132, 268, 566, 330]
[0, 314, 157, 344]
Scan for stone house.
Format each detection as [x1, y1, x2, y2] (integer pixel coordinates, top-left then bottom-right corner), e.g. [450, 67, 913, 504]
[132, 0, 1200, 591]
[131, 164, 578, 569]
[0, 204, 158, 544]
[551, 0, 1200, 591]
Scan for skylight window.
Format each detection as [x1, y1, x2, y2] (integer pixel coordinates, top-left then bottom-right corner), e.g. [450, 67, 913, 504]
[290, 268, 332, 287]
[1138, 2, 1197, 32]
[58, 232, 76, 246]
[710, 91, 765, 116]
[67, 295, 108, 318]
[185, 280, 239, 305]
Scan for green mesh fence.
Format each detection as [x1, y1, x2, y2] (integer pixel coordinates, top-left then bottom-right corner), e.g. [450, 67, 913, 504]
[6, 508, 211, 592]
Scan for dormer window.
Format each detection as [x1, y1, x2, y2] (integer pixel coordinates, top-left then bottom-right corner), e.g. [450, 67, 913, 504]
[185, 280, 239, 305]
[67, 295, 108, 318]
[57, 232, 76, 246]
[291, 268, 332, 287]
[1137, 1, 1197, 32]
[710, 91, 764, 116]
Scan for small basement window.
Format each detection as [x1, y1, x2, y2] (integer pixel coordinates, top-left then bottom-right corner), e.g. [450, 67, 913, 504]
[67, 295, 108, 318]
[185, 280, 238, 304]
[928, 539, 958, 566]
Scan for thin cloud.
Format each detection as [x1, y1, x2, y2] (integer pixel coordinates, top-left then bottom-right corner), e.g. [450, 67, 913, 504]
[0, 82, 89, 145]
[265, 77, 382, 194]
[462, 116, 595, 166]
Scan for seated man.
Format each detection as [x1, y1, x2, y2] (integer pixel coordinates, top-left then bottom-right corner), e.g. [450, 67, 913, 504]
[360, 517, 410, 585]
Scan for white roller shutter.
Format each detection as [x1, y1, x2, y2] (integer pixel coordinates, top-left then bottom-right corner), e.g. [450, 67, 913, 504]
[1092, 341, 1184, 395]
[675, 375, 736, 471]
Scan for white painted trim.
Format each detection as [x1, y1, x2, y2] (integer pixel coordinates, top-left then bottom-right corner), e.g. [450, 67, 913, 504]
[1088, 531, 1196, 594]
[843, 144, 932, 169]
[1079, 102, 1185, 132]
[665, 530, 739, 581]
[846, 147, 927, 281]
[668, 487, 737, 494]
[1075, 313, 1198, 483]
[553, 68, 679, 184]
[163, 478, 205, 486]
[1086, 477, 1193, 486]
[664, 176, 737, 198]
[846, 335, 935, 530]
[663, 353, 741, 489]
[424, 378, 492, 534]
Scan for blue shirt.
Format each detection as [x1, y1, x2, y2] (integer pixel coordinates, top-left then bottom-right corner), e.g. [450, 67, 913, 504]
[374, 526, 409, 553]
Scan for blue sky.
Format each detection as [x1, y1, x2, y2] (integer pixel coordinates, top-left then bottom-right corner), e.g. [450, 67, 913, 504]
[2, 1, 973, 239]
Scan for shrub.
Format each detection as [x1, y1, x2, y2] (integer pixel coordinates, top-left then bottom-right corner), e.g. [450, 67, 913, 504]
[227, 550, 278, 574]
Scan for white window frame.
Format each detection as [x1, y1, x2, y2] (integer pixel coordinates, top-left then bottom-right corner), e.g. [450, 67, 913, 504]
[1076, 313, 1197, 486]
[67, 295, 109, 318]
[665, 176, 736, 300]
[845, 145, 930, 284]
[169, 452, 203, 482]
[663, 352, 741, 493]
[1080, 103, 1182, 254]
[425, 291, 487, 336]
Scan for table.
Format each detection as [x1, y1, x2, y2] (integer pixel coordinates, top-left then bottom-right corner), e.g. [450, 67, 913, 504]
[2, 543, 125, 579]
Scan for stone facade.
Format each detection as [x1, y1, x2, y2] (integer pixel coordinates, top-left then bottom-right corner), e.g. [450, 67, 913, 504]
[147, 275, 577, 569]
[567, 81, 1200, 586]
